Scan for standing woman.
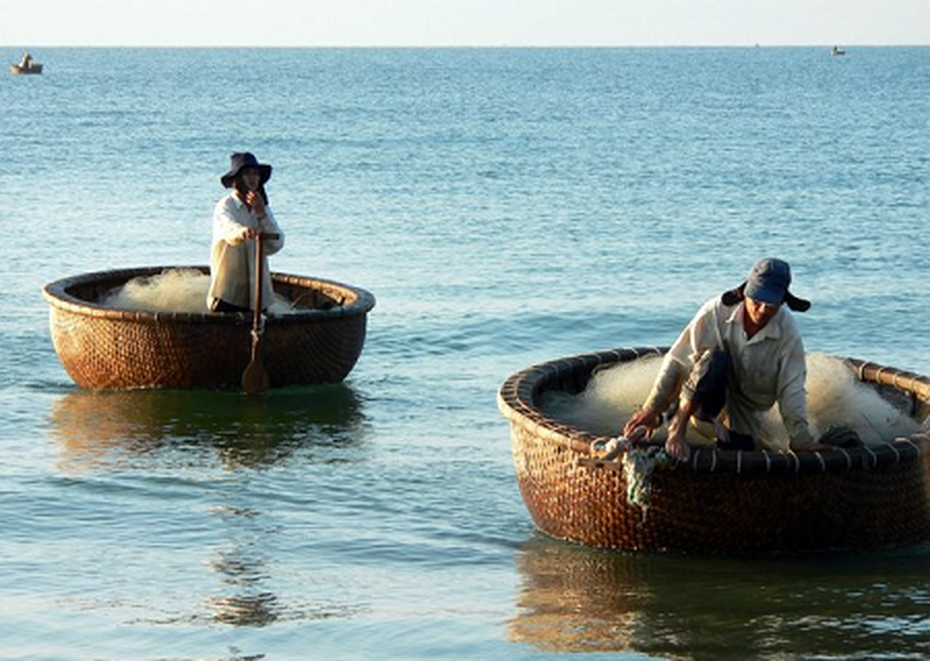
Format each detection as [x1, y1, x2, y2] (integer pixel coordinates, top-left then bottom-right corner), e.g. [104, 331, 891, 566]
[208, 152, 285, 313]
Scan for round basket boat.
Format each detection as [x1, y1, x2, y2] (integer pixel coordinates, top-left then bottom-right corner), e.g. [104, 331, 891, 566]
[43, 266, 375, 390]
[497, 347, 930, 555]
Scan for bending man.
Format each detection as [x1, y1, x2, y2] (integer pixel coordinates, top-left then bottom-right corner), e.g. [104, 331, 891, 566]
[623, 257, 833, 461]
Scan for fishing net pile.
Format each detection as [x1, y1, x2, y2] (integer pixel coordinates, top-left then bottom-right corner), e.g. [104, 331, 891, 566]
[542, 352, 921, 452]
[101, 268, 294, 315]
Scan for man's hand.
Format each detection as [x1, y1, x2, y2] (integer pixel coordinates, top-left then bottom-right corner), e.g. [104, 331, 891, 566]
[623, 408, 659, 440]
[664, 422, 691, 462]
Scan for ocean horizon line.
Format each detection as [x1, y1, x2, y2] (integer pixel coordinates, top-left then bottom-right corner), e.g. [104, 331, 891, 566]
[5, 43, 928, 50]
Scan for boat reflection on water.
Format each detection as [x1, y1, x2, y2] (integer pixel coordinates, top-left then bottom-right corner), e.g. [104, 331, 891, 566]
[48, 384, 368, 630]
[510, 534, 930, 659]
[206, 525, 282, 628]
[49, 383, 367, 472]
[202, 523, 361, 628]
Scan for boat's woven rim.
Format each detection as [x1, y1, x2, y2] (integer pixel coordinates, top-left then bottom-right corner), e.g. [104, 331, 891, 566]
[497, 347, 930, 474]
[41, 266, 376, 326]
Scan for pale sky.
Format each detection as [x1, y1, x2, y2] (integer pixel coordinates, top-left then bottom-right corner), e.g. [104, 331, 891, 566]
[3, 0, 928, 47]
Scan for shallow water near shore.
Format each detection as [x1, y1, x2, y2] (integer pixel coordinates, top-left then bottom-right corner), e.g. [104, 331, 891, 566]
[2, 47, 929, 660]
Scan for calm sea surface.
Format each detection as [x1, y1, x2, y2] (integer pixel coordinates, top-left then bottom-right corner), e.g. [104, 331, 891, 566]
[2, 47, 929, 660]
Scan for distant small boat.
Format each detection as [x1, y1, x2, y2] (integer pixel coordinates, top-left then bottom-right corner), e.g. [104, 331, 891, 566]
[10, 52, 42, 75]
[831, 46, 846, 57]
[10, 62, 43, 75]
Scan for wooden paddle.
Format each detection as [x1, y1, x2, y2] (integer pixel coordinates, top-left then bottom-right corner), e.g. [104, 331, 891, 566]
[241, 232, 277, 394]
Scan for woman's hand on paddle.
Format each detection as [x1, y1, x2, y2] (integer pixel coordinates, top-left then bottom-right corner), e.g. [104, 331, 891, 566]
[240, 226, 261, 241]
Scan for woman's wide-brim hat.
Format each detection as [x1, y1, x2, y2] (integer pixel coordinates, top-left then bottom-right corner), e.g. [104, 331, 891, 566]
[220, 152, 272, 188]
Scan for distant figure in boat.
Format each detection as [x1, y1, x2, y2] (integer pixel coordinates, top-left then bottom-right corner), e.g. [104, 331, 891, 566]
[207, 152, 285, 314]
[10, 51, 42, 75]
[623, 258, 836, 460]
[831, 46, 846, 56]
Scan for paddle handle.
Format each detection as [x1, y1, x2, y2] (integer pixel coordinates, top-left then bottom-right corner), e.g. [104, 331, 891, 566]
[242, 231, 271, 394]
[252, 234, 265, 324]
[251, 232, 278, 318]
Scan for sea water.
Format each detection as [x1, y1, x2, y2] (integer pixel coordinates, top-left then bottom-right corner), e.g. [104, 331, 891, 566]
[1, 47, 929, 660]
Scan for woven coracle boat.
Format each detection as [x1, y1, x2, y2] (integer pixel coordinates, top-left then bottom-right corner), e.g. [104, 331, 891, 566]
[497, 347, 930, 554]
[43, 266, 375, 390]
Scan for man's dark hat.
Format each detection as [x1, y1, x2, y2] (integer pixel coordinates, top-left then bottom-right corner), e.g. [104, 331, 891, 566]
[220, 152, 272, 188]
[721, 258, 811, 312]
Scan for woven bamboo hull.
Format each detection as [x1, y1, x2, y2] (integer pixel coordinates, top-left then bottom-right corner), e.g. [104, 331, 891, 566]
[43, 267, 375, 390]
[498, 348, 930, 554]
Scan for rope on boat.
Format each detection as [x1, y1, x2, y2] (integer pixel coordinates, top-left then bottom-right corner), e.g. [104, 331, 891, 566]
[622, 446, 670, 517]
[589, 437, 671, 516]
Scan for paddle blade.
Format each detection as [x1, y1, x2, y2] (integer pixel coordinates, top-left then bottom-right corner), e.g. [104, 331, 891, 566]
[242, 335, 269, 394]
[242, 358, 269, 394]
